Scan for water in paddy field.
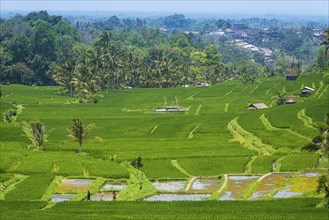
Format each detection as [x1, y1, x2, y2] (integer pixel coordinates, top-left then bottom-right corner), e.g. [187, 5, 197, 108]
[273, 186, 303, 198]
[152, 180, 186, 192]
[57, 179, 94, 192]
[219, 175, 260, 200]
[190, 178, 220, 192]
[144, 193, 211, 201]
[90, 192, 119, 201]
[273, 171, 326, 198]
[51, 194, 75, 202]
[100, 181, 127, 191]
[249, 173, 291, 200]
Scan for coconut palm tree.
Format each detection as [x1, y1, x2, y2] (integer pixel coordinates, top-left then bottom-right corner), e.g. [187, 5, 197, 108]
[22, 120, 50, 150]
[67, 118, 95, 153]
[51, 59, 79, 97]
[320, 28, 329, 57]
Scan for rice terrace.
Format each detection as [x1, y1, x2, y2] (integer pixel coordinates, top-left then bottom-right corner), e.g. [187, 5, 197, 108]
[1, 72, 328, 219]
[1, 1, 329, 219]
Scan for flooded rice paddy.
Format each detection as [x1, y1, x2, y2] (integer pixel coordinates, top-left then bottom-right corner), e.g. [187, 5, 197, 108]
[90, 192, 119, 201]
[249, 173, 291, 200]
[152, 180, 186, 192]
[273, 171, 325, 198]
[144, 193, 211, 201]
[189, 177, 220, 192]
[51, 194, 75, 202]
[57, 179, 94, 193]
[219, 175, 260, 200]
[100, 181, 127, 191]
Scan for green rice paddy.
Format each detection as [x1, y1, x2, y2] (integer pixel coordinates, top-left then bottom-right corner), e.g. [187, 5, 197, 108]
[0, 73, 328, 218]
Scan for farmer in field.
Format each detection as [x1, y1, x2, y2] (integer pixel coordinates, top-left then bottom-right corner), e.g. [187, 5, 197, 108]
[112, 191, 117, 201]
[87, 190, 91, 201]
[100, 191, 104, 201]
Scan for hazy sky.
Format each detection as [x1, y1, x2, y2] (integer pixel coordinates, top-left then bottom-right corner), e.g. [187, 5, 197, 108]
[1, 0, 328, 16]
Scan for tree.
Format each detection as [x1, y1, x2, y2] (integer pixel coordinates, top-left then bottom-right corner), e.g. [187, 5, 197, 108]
[320, 28, 329, 57]
[21, 120, 49, 150]
[67, 118, 94, 153]
[302, 112, 329, 159]
[271, 91, 287, 105]
[317, 175, 329, 198]
[51, 59, 79, 97]
[131, 156, 143, 169]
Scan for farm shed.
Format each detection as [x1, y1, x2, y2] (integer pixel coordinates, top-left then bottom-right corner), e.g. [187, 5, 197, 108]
[247, 103, 269, 110]
[196, 82, 210, 88]
[300, 86, 315, 97]
[285, 97, 297, 104]
[286, 71, 298, 80]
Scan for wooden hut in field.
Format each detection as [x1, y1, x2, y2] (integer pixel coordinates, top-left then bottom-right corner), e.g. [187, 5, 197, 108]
[300, 86, 315, 97]
[247, 103, 268, 110]
[286, 71, 298, 80]
[285, 97, 297, 104]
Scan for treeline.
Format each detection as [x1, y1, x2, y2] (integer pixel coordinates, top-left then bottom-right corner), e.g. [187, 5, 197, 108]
[0, 11, 328, 102]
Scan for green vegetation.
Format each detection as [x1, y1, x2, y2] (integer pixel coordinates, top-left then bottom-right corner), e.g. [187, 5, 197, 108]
[0, 61, 328, 217]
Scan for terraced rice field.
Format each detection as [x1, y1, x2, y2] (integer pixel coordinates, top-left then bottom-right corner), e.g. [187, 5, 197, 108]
[219, 175, 260, 200]
[0, 73, 328, 218]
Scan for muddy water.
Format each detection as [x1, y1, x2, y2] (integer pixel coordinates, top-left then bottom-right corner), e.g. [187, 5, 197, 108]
[90, 192, 119, 201]
[152, 180, 186, 192]
[273, 171, 325, 198]
[190, 178, 220, 192]
[219, 175, 260, 200]
[51, 194, 75, 202]
[101, 181, 127, 191]
[144, 193, 210, 201]
[249, 173, 291, 200]
[57, 179, 94, 192]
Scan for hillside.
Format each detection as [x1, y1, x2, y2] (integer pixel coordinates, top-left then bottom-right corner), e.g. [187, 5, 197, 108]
[0, 72, 328, 218]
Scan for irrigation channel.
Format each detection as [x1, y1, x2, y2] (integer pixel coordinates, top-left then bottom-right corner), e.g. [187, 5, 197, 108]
[49, 170, 327, 202]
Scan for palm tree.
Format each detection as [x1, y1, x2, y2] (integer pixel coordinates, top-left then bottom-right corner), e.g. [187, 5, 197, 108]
[51, 59, 79, 97]
[320, 28, 329, 57]
[67, 118, 95, 153]
[22, 120, 50, 150]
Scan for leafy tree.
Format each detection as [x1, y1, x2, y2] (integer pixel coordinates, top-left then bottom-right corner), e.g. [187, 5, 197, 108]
[302, 112, 329, 159]
[317, 175, 329, 198]
[2, 109, 17, 123]
[21, 120, 49, 150]
[271, 91, 287, 105]
[67, 118, 95, 153]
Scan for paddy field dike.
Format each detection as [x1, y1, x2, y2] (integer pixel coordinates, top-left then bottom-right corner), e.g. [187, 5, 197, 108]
[0, 72, 328, 219]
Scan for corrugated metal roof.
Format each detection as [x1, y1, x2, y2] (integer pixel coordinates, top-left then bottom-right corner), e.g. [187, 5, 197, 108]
[247, 103, 268, 109]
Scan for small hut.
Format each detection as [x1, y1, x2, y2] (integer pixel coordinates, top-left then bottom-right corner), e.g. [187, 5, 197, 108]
[300, 86, 315, 97]
[285, 97, 297, 104]
[286, 71, 298, 80]
[247, 103, 269, 110]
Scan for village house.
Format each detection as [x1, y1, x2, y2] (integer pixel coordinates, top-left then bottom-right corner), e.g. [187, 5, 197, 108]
[300, 86, 315, 97]
[285, 97, 297, 104]
[247, 103, 269, 110]
[286, 71, 298, 80]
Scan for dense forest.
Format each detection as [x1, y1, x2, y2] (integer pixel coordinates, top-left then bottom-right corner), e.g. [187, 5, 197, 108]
[0, 11, 328, 102]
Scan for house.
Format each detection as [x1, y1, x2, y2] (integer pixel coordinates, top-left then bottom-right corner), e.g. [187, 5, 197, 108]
[300, 86, 315, 97]
[285, 97, 297, 104]
[156, 97, 187, 113]
[286, 71, 298, 80]
[159, 27, 168, 32]
[247, 103, 269, 110]
[196, 82, 210, 88]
